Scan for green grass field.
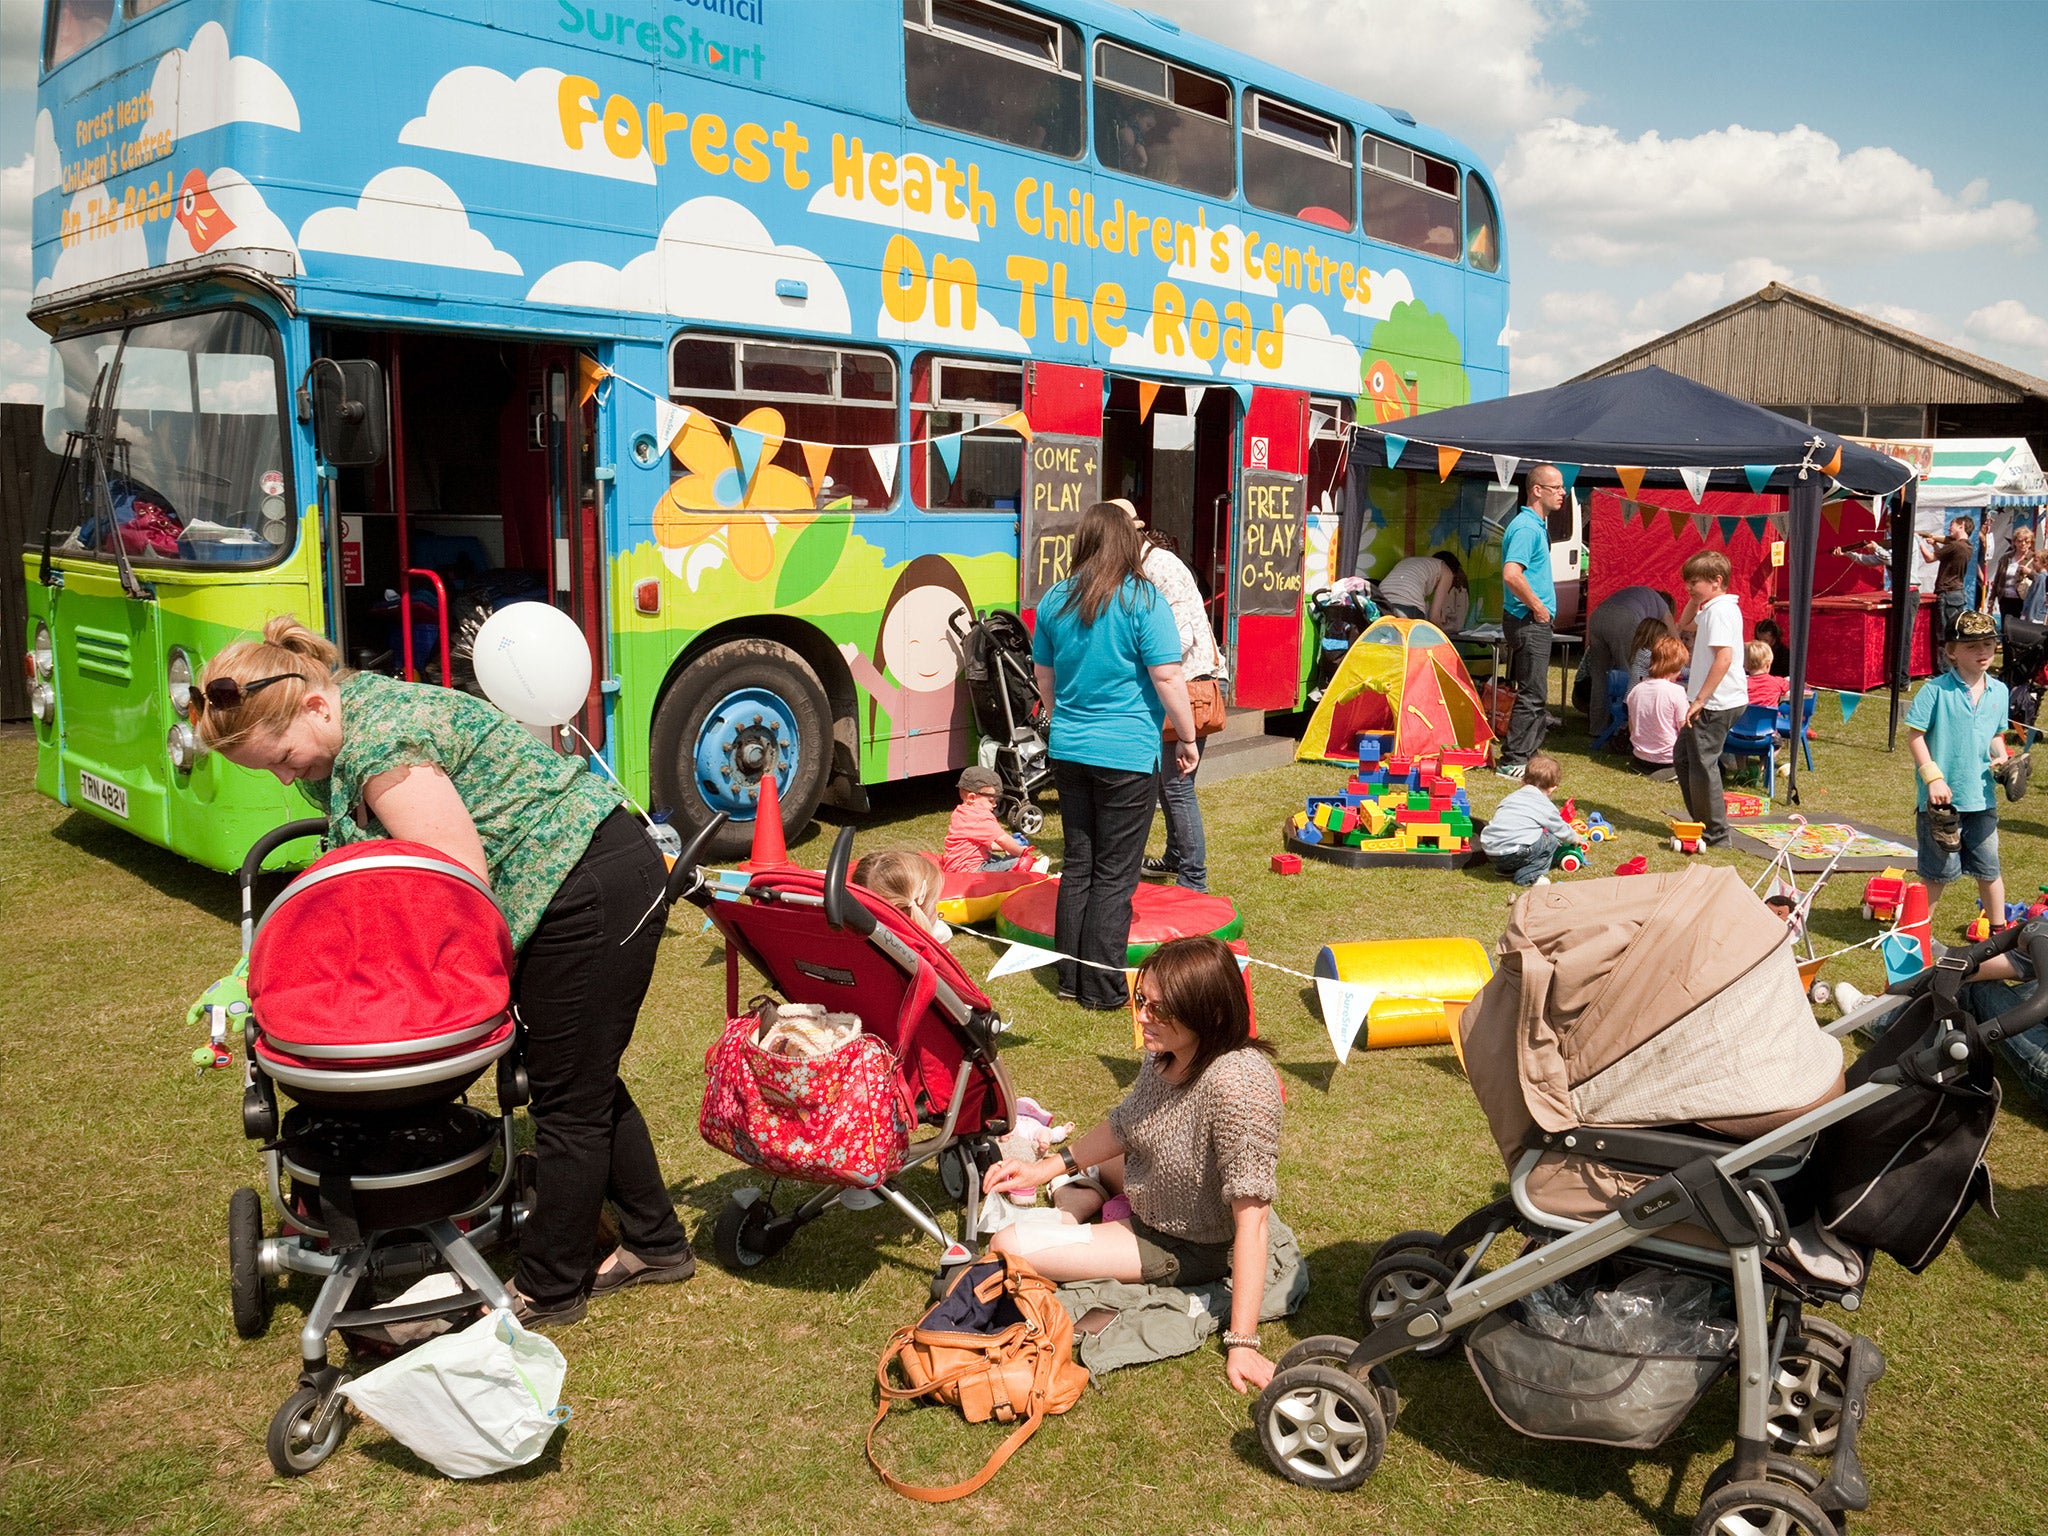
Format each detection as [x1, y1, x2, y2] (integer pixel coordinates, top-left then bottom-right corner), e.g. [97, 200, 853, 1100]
[2, 708, 2044, 1536]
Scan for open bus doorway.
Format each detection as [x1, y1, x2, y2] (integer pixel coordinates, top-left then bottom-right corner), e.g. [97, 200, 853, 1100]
[320, 331, 608, 747]
[1100, 376, 1237, 656]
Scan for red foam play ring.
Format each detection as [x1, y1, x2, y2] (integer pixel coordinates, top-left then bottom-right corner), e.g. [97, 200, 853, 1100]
[995, 877, 1243, 963]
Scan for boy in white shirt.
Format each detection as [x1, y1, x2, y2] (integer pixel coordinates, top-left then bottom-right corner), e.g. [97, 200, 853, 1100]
[1674, 551, 1750, 848]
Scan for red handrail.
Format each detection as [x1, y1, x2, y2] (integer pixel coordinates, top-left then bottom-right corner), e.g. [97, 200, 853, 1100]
[406, 568, 451, 686]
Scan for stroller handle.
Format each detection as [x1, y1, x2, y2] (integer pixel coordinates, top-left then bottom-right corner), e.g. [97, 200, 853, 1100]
[660, 812, 729, 909]
[823, 825, 877, 936]
[1889, 916, 2048, 1040]
[240, 818, 329, 901]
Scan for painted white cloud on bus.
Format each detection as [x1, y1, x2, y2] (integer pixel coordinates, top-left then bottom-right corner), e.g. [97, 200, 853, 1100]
[34, 188, 150, 297]
[873, 301, 1026, 354]
[526, 196, 851, 333]
[399, 66, 656, 185]
[298, 168, 522, 274]
[807, 149, 981, 241]
[1345, 265, 1414, 321]
[164, 168, 303, 273]
[1223, 303, 1363, 395]
[32, 110, 59, 196]
[143, 20, 301, 143]
[1107, 315, 1216, 378]
[1165, 222, 1277, 297]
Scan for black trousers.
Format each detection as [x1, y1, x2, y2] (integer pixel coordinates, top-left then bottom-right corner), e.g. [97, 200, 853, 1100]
[1501, 613, 1553, 765]
[1050, 758, 1157, 1009]
[1675, 705, 1743, 847]
[513, 809, 687, 1306]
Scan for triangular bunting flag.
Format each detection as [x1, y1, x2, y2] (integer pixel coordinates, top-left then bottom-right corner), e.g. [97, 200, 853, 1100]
[1437, 444, 1461, 481]
[933, 432, 963, 484]
[1821, 500, 1843, 531]
[1839, 691, 1864, 723]
[1558, 464, 1580, 491]
[868, 444, 900, 498]
[731, 423, 767, 489]
[1491, 453, 1518, 488]
[1383, 433, 1409, 469]
[987, 941, 1063, 980]
[1184, 385, 1206, 418]
[1716, 516, 1741, 542]
[997, 410, 1034, 441]
[1136, 380, 1161, 422]
[801, 439, 833, 498]
[1823, 446, 1843, 476]
[576, 354, 609, 408]
[1693, 513, 1713, 539]
[653, 399, 690, 459]
[1746, 516, 1770, 538]
[1680, 466, 1712, 504]
[1315, 978, 1376, 1064]
[1665, 508, 1687, 537]
[1616, 466, 1646, 497]
[1228, 380, 1254, 414]
[1310, 409, 1333, 439]
[1743, 464, 1775, 494]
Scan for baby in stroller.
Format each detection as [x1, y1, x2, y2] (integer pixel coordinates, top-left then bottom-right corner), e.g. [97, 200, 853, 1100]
[1255, 866, 2021, 1536]
[953, 608, 1051, 836]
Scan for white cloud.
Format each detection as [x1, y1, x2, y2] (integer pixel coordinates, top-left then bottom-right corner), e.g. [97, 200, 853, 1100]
[33, 187, 151, 298]
[1141, 0, 1584, 142]
[143, 20, 300, 142]
[1965, 299, 2048, 371]
[1224, 303, 1364, 396]
[526, 196, 850, 333]
[33, 110, 59, 196]
[1, 154, 38, 403]
[1857, 302, 1958, 343]
[400, 66, 654, 184]
[163, 168, 303, 273]
[1166, 222, 1275, 296]
[1345, 264, 1413, 321]
[808, 149, 980, 240]
[1, 336, 44, 405]
[874, 302, 1027, 354]
[1107, 314, 1216, 379]
[1501, 119, 2037, 264]
[299, 167, 521, 274]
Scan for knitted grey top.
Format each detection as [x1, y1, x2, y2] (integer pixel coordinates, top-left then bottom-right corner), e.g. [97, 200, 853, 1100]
[1107, 1047, 1283, 1245]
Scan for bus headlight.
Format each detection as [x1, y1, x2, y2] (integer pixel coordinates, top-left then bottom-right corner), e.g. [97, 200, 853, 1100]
[167, 646, 197, 718]
[30, 623, 53, 680]
[30, 681, 55, 724]
[167, 720, 203, 772]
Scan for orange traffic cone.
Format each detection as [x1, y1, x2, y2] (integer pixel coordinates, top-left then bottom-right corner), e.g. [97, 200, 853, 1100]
[739, 767, 790, 870]
[1900, 880, 1933, 968]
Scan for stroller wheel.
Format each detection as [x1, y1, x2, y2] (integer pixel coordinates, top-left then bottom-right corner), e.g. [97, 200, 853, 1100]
[1358, 1252, 1460, 1359]
[1256, 1364, 1387, 1492]
[1766, 1330, 1850, 1458]
[266, 1377, 352, 1476]
[1370, 1230, 1445, 1267]
[1009, 801, 1045, 837]
[713, 1193, 792, 1271]
[1693, 1472, 1840, 1536]
[1275, 1335, 1399, 1430]
[1809, 980, 1833, 1007]
[228, 1186, 271, 1340]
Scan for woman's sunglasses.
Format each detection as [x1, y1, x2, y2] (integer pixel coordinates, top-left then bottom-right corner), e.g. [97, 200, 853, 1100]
[1132, 991, 1174, 1021]
[188, 673, 296, 718]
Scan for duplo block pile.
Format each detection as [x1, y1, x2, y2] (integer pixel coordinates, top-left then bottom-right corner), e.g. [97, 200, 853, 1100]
[1290, 735, 1488, 854]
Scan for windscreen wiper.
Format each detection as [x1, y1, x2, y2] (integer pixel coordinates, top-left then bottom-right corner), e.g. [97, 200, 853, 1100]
[44, 360, 153, 600]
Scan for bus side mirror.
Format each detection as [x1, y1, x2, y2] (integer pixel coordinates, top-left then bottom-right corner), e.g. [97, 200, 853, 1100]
[298, 359, 388, 467]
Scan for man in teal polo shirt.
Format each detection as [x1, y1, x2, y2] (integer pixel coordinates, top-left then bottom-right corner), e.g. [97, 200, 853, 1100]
[1497, 464, 1563, 777]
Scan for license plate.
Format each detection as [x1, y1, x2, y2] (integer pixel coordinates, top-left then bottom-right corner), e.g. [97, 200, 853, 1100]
[78, 770, 128, 819]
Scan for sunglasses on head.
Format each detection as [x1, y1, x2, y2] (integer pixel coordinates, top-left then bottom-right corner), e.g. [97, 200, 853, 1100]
[189, 673, 296, 718]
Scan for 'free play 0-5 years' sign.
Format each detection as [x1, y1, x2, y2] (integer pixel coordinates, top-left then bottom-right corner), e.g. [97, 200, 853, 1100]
[1021, 433, 1101, 609]
[1235, 470, 1306, 616]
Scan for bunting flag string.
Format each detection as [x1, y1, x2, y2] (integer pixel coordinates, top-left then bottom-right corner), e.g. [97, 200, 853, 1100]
[1383, 432, 1409, 469]
[985, 941, 1063, 980]
[1680, 466, 1712, 504]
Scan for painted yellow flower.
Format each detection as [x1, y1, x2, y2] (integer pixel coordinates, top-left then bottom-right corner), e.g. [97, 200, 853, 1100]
[653, 407, 815, 587]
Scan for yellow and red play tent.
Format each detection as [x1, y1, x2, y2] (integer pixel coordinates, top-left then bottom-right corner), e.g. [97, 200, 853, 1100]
[1296, 617, 1495, 765]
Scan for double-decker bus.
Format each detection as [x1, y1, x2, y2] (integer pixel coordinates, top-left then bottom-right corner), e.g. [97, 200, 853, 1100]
[24, 0, 1508, 865]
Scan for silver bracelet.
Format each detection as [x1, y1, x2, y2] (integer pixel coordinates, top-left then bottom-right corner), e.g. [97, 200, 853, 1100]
[1221, 1330, 1260, 1351]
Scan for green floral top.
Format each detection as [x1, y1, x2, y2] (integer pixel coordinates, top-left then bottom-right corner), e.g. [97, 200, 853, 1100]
[317, 672, 622, 949]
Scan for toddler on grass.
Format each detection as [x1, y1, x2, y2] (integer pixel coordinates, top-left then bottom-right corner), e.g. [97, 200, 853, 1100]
[1479, 753, 1583, 886]
[942, 765, 1033, 873]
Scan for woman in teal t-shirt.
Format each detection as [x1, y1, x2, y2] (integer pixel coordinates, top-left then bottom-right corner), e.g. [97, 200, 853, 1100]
[1031, 502, 1199, 1009]
[195, 615, 693, 1328]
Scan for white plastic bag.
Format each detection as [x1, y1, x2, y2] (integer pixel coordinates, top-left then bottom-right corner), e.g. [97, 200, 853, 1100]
[341, 1308, 569, 1478]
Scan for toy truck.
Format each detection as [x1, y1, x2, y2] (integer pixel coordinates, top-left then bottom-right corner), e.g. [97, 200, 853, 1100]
[1670, 819, 1707, 854]
[1861, 867, 1908, 923]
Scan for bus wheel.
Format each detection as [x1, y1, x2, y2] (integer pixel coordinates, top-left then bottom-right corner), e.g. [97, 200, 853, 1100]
[652, 639, 829, 862]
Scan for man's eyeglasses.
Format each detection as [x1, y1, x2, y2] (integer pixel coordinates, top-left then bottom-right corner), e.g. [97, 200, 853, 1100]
[188, 673, 296, 718]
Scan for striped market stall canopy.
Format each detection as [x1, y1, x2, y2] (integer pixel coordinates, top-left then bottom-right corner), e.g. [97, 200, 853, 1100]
[1857, 437, 2048, 509]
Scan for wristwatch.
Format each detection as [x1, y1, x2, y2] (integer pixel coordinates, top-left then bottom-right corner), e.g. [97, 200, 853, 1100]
[1059, 1145, 1080, 1177]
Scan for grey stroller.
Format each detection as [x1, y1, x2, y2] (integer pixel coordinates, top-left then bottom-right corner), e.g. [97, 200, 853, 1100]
[1255, 866, 2013, 1536]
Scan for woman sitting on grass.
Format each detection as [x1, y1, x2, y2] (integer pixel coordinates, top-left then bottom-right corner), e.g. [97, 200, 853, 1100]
[981, 935, 1282, 1392]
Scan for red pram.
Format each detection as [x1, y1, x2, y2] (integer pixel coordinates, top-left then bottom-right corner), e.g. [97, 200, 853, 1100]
[679, 825, 1018, 1276]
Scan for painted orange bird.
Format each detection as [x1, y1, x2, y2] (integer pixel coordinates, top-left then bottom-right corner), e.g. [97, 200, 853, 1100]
[1360, 357, 1419, 423]
[176, 169, 236, 253]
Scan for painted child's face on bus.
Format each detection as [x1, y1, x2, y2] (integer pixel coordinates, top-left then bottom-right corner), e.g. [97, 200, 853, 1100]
[881, 585, 969, 691]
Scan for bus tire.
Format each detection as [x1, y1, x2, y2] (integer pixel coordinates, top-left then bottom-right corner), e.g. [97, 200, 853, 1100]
[651, 638, 830, 862]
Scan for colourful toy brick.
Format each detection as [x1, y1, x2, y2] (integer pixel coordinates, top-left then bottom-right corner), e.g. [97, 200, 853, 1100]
[1290, 810, 1309, 830]
[1298, 822, 1324, 845]
[1441, 748, 1488, 768]
[1451, 790, 1470, 813]
[1270, 852, 1302, 874]
[1384, 755, 1412, 778]
[1359, 804, 1392, 836]
[1443, 811, 1473, 836]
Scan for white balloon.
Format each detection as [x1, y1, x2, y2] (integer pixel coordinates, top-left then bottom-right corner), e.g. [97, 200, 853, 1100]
[472, 602, 592, 727]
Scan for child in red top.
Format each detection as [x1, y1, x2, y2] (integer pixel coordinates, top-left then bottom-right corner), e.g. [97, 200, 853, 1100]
[1745, 640, 1791, 708]
[942, 765, 1032, 873]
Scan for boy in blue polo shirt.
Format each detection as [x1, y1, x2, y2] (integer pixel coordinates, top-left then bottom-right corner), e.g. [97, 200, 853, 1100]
[1906, 609, 2011, 923]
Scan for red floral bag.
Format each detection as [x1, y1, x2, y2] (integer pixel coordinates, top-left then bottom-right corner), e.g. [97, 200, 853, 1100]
[699, 1003, 916, 1188]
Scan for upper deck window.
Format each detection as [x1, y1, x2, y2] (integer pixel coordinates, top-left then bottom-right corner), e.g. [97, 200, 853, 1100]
[1244, 93, 1353, 231]
[670, 334, 900, 511]
[1093, 39, 1233, 198]
[43, 0, 112, 68]
[1363, 134, 1462, 261]
[904, 0, 1083, 159]
[1465, 174, 1501, 273]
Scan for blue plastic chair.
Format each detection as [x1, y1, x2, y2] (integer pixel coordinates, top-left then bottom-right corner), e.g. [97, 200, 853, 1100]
[1776, 691, 1818, 771]
[1722, 703, 1782, 784]
[1590, 670, 1631, 752]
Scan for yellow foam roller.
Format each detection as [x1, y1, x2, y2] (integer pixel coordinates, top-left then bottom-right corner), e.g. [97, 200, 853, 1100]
[1314, 938, 1494, 1049]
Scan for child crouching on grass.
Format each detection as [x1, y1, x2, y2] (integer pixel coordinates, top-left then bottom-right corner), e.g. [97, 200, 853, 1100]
[943, 765, 1034, 872]
[1907, 610, 2011, 927]
[1480, 754, 1583, 886]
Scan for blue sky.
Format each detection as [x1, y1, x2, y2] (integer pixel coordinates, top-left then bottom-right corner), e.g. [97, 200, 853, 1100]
[4, 0, 2046, 397]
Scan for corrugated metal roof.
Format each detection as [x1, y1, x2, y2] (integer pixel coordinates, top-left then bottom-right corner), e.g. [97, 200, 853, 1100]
[1571, 284, 2048, 407]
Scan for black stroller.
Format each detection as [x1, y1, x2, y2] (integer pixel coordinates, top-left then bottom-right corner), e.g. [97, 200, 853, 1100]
[2002, 614, 2047, 742]
[1308, 582, 1380, 702]
[953, 608, 1050, 835]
